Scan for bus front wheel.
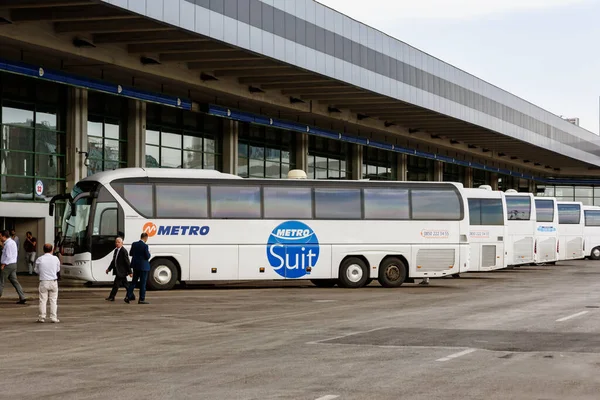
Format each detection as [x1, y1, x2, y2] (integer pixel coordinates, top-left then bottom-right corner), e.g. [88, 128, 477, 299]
[338, 257, 369, 288]
[148, 258, 178, 291]
[378, 257, 407, 288]
[591, 247, 600, 260]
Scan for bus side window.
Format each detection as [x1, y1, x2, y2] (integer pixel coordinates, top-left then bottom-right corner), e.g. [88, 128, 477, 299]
[411, 189, 461, 220]
[364, 188, 409, 220]
[314, 188, 361, 219]
[263, 187, 312, 219]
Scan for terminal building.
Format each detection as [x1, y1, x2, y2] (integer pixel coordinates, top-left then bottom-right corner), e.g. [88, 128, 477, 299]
[1, 0, 600, 267]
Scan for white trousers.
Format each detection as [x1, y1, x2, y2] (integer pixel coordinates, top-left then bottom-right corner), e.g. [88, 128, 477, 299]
[39, 280, 58, 320]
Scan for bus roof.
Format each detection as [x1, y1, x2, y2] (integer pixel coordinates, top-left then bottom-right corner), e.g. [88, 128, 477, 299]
[81, 168, 467, 189]
[463, 188, 504, 199]
[82, 168, 242, 185]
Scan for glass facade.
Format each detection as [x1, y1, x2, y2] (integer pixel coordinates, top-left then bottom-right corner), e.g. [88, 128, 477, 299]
[145, 104, 221, 170]
[442, 162, 466, 184]
[538, 185, 600, 205]
[0, 73, 66, 203]
[406, 155, 433, 181]
[363, 147, 396, 180]
[308, 136, 350, 179]
[87, 92, 127, 175]
[238, 124, 294, 178]
[473, 169, 490, 187]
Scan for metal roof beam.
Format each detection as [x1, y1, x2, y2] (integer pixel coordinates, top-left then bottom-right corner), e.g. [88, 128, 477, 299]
[10, 5, 129, 22]
[94, 30, 201, 44]
[185, 60, 282, 71]
[0, 0, 93, 9]
[282, 88, 361, 95]
[238, 76, 330, 85]
[218, 69, 311, 78]
[54, 18, 173, 34]
[166, 51, 253, 63]
[127, 41, 217, 54]
[260, 82, 346, 90]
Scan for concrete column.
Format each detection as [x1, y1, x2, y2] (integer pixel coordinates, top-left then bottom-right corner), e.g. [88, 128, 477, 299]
[351, 144, 363, 180]
[126, 99, 146, 168]
[222, 119, 238, 174]
[465, 167, 473, 188]
[434, 161, 443, 181]
[65, 87, 88, 191]
[295, 132, 309, 173]
[490, 172, 499, 190]
[528, 179, 536, 194]
[396, 153, 407, 181]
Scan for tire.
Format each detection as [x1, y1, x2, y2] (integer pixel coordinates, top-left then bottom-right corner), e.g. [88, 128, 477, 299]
[338, 257, 369, 288]
[148, 258, 178, 291]
[377, 257, 407, 288]
[310, 279, 337, 288]
[452, 274, 461, 279]
[591, 247, 600, 260]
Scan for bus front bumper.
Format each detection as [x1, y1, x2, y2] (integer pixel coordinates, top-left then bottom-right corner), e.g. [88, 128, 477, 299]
[60, 264, 94, 282]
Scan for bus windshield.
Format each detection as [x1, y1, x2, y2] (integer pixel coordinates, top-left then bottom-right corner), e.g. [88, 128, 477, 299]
[61, 181, 99, 254]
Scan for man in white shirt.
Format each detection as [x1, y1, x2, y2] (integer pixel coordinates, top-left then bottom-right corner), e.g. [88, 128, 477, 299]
[0, 230, 26, 304]
[34, 243, 61, 323]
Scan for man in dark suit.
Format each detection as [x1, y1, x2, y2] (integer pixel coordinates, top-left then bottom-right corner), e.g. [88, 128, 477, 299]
[105, 237, 132, 301]
[125, 232, 151, 305]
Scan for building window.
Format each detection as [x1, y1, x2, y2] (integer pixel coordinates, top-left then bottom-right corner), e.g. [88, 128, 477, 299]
[308, 136, 349, 179]
[145, 105, 221, 170]
[406, 155, 433, 181]
[0, 74, 66, 204]
[87, 92, 127, 176]
[238, 124, 294, 178]
[363, 147, 396, 180]
[442, 163, 465, 184]
[473, 169, 490, 187]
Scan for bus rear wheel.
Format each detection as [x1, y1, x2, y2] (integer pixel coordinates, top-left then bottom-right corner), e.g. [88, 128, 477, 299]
[148, 258, 178, 291]
[338, 257, 369, 288]
[591, 247, 600, 260]
[310, 279, 337, 288]
[378, 257, 407, 288]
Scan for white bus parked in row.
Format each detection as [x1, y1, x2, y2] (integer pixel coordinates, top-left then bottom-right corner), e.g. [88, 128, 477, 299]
[50, 168, 471, 290]
[556, 201, 585, 261]
[504, 190, 536, 266]
[464, 186, 507, 271]
[583, 206, 600, 260]
[534, 198, 559, 264]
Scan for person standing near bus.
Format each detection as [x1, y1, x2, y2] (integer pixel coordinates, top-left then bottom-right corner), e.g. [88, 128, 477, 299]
[125, 232, 151, 305]
[24, 231, 37, 276]
[0, 230, 27, 304]
[105, 237, 132, 301]
[34, 243, 61, 323]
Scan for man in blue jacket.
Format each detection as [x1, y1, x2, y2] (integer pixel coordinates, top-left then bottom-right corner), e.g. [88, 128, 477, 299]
[125, 232, 151, 304]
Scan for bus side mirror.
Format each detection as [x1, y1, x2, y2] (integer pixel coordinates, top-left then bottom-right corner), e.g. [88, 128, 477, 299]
[49, 203, 54, 217]
[71, 203, 77, 217]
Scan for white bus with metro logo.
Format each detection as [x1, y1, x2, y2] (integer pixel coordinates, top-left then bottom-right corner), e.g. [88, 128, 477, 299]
[556, 201, 585, 261]
[50, 168, 471, 290]
[464, 186, 508, 271]
[583, 206, 600, 260]
[504, 190, 537, 266]
[533, 198, 559, 264]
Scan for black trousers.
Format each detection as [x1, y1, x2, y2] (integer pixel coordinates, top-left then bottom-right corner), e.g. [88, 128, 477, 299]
[108, 276, 129, 299]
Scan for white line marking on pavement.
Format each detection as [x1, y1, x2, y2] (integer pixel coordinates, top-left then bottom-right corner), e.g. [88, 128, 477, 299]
[315, 395, 339, 400]
[436, 348, 477, 362]
[312, 300, 337, 303]
[556, 310, 589, 322]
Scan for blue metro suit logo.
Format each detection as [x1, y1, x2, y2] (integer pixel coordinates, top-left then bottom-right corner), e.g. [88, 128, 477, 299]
[267, 221, 320, 278]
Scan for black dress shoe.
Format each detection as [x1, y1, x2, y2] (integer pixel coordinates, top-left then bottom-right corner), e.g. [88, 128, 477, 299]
[105, 297, 115, 301]
[138, 301, 149, 304]
[16, 299, 26, 305]
[124, 297, 130, 304]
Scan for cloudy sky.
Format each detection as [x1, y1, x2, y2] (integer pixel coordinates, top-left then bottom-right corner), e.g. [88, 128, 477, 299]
[319, 0, 600, 134]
